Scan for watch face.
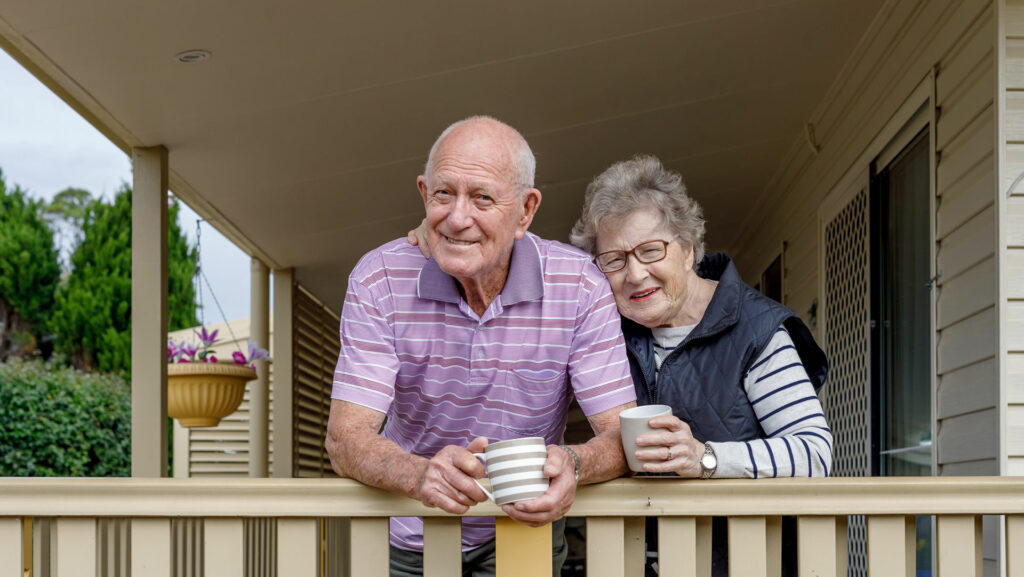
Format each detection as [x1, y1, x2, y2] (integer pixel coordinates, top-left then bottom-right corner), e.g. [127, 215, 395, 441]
[701, 452, 717, 470]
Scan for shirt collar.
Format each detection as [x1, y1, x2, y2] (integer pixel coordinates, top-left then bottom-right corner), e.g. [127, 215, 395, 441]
[417, 233, 545, 305]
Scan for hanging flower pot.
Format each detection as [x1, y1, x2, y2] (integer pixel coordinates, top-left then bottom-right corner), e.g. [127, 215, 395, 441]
[167, 362, 256, 428]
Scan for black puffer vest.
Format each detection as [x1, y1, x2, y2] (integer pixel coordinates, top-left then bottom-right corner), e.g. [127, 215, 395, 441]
[622, 253, 828, 444]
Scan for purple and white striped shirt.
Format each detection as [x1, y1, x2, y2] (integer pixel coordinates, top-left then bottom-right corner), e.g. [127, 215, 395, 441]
[332, 232, 636, 552]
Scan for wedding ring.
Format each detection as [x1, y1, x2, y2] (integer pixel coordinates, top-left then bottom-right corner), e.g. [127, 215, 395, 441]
[666, 448, 673, 461]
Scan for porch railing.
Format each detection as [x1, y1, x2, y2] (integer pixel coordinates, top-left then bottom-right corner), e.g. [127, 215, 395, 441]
[1, 476, 1022, 576]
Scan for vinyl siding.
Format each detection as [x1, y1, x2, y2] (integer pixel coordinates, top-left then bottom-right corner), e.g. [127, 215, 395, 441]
[732, 0, 999, 475]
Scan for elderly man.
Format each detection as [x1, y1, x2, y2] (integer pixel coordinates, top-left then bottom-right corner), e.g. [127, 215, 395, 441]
[326, 116, 636, 576]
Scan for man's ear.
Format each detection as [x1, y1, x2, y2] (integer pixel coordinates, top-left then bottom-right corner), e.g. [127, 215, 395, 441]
[514, 188, 542, 240]
[417, 175, 429, 205]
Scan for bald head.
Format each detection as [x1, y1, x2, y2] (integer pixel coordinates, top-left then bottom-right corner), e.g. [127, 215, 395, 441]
[423, 116, 536, 192]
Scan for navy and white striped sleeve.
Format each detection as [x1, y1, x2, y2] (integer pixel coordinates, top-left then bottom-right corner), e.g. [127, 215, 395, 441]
[710, 326, 832, 478]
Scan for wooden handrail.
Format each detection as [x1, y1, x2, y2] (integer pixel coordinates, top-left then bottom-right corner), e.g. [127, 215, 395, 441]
[0, 476, 1022, 517]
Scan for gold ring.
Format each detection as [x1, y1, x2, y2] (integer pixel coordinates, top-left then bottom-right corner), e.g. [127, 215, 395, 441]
[666, 448, 673, 461]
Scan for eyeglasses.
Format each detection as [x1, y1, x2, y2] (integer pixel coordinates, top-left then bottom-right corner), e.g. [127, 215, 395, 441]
[593, 239, 672, 273]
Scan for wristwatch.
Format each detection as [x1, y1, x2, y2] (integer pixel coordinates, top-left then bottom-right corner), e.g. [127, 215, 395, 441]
[560, 445, 581, 483]
[699, 443, 717, 479]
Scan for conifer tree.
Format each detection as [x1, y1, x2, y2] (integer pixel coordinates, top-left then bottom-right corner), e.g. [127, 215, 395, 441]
[0, 169, 61, 359]
[50, 185, 197, 375]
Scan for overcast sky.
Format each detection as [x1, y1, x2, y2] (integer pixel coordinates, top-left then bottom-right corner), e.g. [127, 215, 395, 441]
[0, 49, 251, 324]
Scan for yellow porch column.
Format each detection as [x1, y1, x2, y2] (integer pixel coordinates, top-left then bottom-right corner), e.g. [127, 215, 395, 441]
[131, 146, 168, 478]
[271, 268, 294, 478]
[249, 258, 270, 477]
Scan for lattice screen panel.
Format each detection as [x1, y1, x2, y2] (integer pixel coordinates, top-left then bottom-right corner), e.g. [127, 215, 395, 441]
[822, 188, 870, 577]
[293, 285, 340, 478]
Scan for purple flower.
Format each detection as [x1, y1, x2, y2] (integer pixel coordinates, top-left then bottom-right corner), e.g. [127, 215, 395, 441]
[206, 355, 218, 364]
[248, 341, 270, 363]
[232, 351, 247, 366]
[167, 342, 180, 363]
[178, 341, 199, 361]
[194, 327, 219, 347]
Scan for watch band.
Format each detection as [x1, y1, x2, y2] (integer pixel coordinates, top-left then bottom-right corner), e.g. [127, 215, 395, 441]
[560, 445, 581, 483]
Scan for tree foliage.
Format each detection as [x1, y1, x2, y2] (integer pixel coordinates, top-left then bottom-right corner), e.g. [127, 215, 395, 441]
[0, 359, 131, 476]
[50, 185, 197, 375]
[0, 169, 61, 359]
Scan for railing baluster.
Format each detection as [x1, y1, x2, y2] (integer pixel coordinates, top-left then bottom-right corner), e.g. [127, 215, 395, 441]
[587, 517, 625, 577]
[55, 518, 97, 577]
[937, 515, 982, 576]
[131, 518, 171, 577]
[658, 516, 711, 577]
[276, 518, 317, 577]
[1009, 515, 1024, 577]
[797, 516, 840, 577]
[423, 517, 462, 577]
[350, 517, 389, 576]
[0, 517, 22, 577]
[624, 516, 645, 577]
[729, 516, 768, 577]
[204, 518, 244, 577]
[866, 515, 914, 577]
[494, 518, 552, 577]
[766, 516, 782, 577]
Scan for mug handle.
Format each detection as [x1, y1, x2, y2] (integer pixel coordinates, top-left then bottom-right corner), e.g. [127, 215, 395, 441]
[471, 452, 494, 502]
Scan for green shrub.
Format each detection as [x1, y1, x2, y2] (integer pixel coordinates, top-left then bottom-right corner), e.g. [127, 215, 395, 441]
[0, 359, 130, 476]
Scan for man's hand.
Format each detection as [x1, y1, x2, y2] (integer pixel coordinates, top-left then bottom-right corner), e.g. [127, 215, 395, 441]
[406, 218, 431, 259]
[501, 444, 577, 527]
[414, 436, 491, 514]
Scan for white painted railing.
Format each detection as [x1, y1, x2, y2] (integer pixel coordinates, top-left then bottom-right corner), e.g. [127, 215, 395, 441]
[1, 477, 1022, 576]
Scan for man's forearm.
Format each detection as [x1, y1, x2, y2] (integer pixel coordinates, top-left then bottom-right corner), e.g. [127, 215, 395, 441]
[572, 428, 629, 485]
[327, 428, 428, 499]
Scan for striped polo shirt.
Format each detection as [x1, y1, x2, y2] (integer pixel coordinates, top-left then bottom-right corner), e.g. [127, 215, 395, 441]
[332, 232, 636, 552]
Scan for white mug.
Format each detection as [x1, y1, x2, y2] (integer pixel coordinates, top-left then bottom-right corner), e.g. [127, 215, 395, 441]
[472, 437, 550, 505]
[619, 404, 673, 472]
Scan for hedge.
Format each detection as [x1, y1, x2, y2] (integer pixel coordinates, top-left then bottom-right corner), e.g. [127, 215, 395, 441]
[0, 359, 131, 476]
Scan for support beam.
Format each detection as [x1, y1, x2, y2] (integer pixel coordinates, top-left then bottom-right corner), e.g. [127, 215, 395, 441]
[271, 268, 294, 478]
[131, 146, 168, 478]
[250, 258, 270, 477]
[172, 420, 190, 478]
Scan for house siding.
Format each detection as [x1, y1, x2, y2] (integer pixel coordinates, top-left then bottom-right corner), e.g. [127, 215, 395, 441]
[732, 0, 999, 474]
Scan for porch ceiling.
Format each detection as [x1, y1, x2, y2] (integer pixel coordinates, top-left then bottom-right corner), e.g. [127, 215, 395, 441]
[0, 0, 882, 311]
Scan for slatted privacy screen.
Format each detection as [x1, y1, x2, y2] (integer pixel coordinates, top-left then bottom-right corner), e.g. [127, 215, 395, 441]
[171, 518, 203, 577]
[293, 285, 340, 479]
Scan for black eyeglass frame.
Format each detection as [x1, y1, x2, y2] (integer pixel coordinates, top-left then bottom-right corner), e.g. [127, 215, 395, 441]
[592, 239, 674, 273]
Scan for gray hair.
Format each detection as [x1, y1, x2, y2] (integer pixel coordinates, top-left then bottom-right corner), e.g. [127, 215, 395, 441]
[570, 155, 705, 265]
[423, 116, 536, 192]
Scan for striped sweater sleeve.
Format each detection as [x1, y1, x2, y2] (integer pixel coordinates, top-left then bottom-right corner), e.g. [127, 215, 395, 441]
[710, 327, 833, 478]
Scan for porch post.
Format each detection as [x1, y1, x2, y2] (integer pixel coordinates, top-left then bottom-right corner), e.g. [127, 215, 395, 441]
[131, 146, 168, 478]
[249, 258, 270, 477]
[271, 268, 294, 478]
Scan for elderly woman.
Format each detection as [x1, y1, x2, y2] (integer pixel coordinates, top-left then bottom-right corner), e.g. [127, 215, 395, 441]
[570, 155, 831, 576]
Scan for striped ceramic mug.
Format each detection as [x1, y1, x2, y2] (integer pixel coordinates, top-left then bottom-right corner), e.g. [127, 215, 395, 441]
[472, 437, 550, 506]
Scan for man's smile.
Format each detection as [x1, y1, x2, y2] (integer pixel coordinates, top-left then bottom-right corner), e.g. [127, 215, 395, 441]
[443, 235, 476, 246]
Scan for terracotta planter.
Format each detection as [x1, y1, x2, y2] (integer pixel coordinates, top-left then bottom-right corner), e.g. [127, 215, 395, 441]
[167, 363, 256, 428]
